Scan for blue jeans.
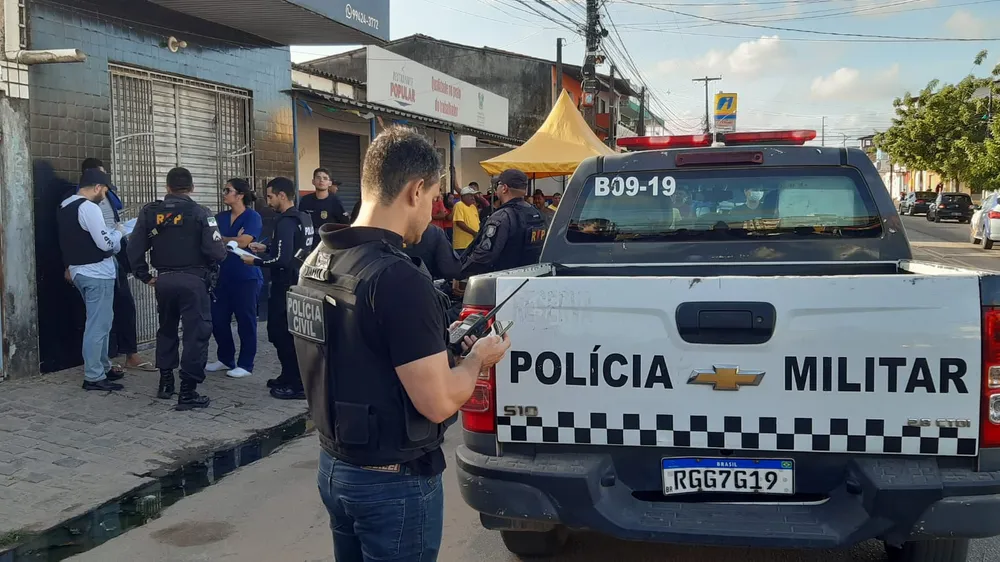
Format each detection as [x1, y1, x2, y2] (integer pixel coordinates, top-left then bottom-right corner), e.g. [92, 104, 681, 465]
[211, 278, 262, 371]
[317, 450, 444, 562]
[73, 274, 115, 382]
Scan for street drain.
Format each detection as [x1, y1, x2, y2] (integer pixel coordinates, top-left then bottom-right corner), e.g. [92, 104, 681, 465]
[0, 416, 310, 562]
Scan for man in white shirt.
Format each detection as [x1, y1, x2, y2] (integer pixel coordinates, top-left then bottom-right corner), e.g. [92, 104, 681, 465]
[76, 158, 151, 373]
[58, 169, 128, 391]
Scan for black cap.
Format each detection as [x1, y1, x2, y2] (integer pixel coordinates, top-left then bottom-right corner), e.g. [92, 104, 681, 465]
[79, 168, 113, 190]
[498, 169, 529, 190]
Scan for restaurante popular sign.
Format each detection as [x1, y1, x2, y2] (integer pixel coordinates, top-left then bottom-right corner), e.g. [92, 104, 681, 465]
[366, 45, 510, 136]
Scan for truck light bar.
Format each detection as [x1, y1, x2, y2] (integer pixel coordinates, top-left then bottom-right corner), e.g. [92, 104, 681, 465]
[616, 134, 712, 150]
[723, 130, 817, 145]
[617, 130, 817, 150]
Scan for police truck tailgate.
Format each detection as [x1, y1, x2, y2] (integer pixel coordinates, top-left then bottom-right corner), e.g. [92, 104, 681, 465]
[491, 273, 981, 463]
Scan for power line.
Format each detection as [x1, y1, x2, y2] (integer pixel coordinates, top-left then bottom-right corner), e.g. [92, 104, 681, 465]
[618, 0, 1000, 41]
[534, 0, 585, 27]
[614, 0, 996, 32]
[508, 0, 582, 32]
[600, 3, 691, 132]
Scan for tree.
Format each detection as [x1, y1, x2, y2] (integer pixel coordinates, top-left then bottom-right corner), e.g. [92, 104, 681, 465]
[875, 52, 994, 192]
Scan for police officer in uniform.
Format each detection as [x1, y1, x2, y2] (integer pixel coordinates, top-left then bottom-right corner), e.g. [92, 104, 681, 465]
[128, 167, 228, 410]
[460, 168, 547, 277]
[287, 126, 510, 561]
[241, 177, 314, 400]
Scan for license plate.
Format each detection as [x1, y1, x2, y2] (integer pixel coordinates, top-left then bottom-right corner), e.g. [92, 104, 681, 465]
[661, 457, 794, 496]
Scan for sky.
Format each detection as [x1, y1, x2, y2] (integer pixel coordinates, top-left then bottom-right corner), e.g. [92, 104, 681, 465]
[291, 0, 1000, 146]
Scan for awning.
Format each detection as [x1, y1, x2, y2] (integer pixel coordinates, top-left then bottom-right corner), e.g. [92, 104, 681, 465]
[288, 87, 524, 147]
[480, 90, 615, 179]
[146, 0, 389, 45]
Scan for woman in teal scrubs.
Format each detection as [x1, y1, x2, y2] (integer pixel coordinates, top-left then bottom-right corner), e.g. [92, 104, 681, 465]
[206, 179, 263, 378]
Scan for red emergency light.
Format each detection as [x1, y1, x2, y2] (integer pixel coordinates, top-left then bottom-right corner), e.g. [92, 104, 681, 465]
[617, 130, 817, 151]
[723, 129, 817, 145]
[616, 134, 712, 150]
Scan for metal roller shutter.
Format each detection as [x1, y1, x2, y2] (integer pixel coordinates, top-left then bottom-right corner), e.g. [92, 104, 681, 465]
[152, 82, 178, 200]
[318, 130, 362, 212]
[109, 64, 254, 344]
[177, 86, 222, 210]
[152, 83, 223, 211]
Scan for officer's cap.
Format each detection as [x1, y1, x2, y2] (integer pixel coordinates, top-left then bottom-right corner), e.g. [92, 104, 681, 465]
[498, 169, 529, 190]
[79, 168, 113, 190]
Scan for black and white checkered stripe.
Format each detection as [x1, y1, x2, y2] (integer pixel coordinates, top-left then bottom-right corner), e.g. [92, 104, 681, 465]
[497, 413, 978, 456]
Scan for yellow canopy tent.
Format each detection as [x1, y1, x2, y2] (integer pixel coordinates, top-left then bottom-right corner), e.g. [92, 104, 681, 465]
[480, 90, 616, 179]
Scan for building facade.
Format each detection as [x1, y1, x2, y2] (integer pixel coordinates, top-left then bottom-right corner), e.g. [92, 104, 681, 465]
[290, 60, 519, 206]
[305, 34, 644, 144]
[10, 0, 388, 377]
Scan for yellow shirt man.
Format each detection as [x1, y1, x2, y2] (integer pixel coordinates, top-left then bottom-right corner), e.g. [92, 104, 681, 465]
[452, 191, 481, 250]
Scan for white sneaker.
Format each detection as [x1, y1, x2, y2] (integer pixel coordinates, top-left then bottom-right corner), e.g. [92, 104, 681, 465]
[226, 367, 253, 378]
[206, 361, 231, 372]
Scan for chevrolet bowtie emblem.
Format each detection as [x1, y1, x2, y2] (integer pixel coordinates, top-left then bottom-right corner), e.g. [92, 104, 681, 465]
[688, 365, 765, 391]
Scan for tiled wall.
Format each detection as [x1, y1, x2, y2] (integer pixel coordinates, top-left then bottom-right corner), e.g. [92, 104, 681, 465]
[0, 61, 29, 99]
[30, 0, 295, 372]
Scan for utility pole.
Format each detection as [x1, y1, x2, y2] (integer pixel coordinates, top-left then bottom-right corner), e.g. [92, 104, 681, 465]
[608, 64, 617, 148]
[637, 86, 646, 136]
[582, 0, 601, 129]
[691, 76, 722, 135]
[555, 38, 564, 107]
[821, 116, 826, 146]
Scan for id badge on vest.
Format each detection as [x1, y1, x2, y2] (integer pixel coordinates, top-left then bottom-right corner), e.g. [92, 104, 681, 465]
[287, 283, 332, 440]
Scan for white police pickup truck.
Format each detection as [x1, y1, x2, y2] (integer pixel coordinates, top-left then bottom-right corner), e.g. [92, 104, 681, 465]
[455, 130, 1000, 562]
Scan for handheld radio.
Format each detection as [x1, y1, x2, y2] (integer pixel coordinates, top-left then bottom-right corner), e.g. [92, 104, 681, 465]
[448, 278, 529, 356]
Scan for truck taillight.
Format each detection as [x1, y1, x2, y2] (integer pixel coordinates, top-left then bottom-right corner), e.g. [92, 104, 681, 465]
[916, 200, 925, 204]
[988, 210, 1000, 220]
[982, 308, 1000, 447]
[939, 204, 946, 209]
[459, 304, 497, 434]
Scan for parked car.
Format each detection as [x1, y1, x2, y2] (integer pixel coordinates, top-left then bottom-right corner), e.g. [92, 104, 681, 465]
[899, 191, 937, 215]
[927, 192, 974, 223]
[458, 131, 1000, 562]
[970, 192, 1000, 249]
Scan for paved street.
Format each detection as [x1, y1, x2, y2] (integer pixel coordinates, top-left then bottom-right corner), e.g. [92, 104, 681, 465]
[65, 214, 1000, 562]
[66, 430, 996, 562]
[0, 323, 308, 547]
[901, 214, 1000, 272]
[0, 215, 991, 561]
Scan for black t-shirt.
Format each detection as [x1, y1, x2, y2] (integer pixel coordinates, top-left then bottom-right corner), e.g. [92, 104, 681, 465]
[300, 192, 349, 230]
[363, 243, 450, 476]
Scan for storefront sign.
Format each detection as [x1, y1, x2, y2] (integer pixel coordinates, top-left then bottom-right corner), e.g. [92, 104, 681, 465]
[366, 45, 510, 136]
[290, 0, 390, 42]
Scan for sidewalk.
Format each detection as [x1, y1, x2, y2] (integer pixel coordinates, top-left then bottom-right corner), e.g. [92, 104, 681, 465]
[0, 321, 308, 543]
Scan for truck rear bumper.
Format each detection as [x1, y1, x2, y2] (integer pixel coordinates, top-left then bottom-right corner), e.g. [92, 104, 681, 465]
[456, 445, 1000, 548]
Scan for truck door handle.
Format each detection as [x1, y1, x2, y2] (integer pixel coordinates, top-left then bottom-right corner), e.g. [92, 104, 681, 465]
[675, 302, 776, 345]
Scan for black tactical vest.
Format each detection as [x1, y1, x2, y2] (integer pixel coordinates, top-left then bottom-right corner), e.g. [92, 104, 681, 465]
[58, 198, 114, 267]
[272, 208, 315, 287]
[287, 238, 450, 466]
[144, 198, 207, 271]
[494, 200, 547, 271]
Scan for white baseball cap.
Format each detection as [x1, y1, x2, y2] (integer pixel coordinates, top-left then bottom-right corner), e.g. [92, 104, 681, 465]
[460, 186, 479, 196]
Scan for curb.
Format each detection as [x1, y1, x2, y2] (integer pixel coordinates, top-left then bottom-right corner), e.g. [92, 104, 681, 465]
[0, 413, 312, 562]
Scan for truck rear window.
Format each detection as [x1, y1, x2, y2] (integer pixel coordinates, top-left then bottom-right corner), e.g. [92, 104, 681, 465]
[566, 167, 882, 243]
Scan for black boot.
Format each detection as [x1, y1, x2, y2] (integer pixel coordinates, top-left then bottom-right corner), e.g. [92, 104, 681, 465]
[157, 370, 175, 400]
[176, 379, 210, 411]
